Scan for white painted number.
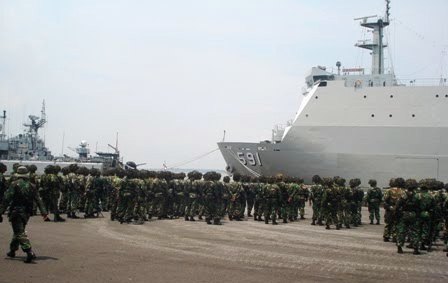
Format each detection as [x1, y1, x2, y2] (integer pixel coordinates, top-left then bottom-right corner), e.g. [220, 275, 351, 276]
[236, 152, 262, 166]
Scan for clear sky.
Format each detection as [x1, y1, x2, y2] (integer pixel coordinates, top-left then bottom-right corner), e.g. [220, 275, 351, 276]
[1, 0, 447, 170]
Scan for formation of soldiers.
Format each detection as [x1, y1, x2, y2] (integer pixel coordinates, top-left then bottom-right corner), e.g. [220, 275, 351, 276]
[382, 177, 448, 255]
[1, 161, 448, 262]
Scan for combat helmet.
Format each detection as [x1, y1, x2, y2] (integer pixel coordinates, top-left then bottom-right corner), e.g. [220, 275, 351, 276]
[16, 166, 29, 178]
[368, 179, 377, 187]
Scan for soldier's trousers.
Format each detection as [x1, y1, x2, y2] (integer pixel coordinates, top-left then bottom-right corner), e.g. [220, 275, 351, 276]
[312, 203, 321, 222]
[246, 198, 254, 216]
[264, 199, 278, 222]
[253, 199, 264, 219]
[323, 207, 338, 227]
[397, 219, 420, 248]
[298, 200, 306, 218]
[383, 210, 397, 239]
[67, 191, 81, 214]
[185, 198, 198, 217]
[368, 204, 380, 222]
[8, 212, 32, 251]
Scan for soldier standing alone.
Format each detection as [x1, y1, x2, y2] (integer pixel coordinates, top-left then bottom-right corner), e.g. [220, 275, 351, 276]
[0, 166, 49, 263]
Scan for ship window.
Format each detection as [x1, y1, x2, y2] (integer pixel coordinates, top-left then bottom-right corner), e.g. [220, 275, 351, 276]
[389, 114, 392, 117]
[445, 95, 448, 98]
[318, 81, 327, 87]
[305, 114, 309, 117]
[313, 75, 334, 81]
[412, 114, 415, 117]
[436, 94, 439, 98]
[371, 114, 375, 117]
[315, 96, 319, 99]
[390, 95, 393, 98]
[363, 95, 367, 99]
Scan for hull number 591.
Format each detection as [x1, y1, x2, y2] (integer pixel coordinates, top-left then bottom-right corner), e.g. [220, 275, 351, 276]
[237, 152, 262, 166]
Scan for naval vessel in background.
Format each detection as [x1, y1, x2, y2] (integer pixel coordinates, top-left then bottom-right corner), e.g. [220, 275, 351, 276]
[218, 1, 448, 187]
[0, 101, 118, 174]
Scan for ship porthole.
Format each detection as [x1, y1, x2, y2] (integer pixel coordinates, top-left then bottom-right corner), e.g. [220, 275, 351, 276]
[371, 114, 375, 118]
[389, 114, 392, 117]
[305, 114, 309, 117]
[315, 96, 318, 99]
[412, 114, 415, 117]
[436, 94, 439, 98]
[363, 95, 367, 99]
[390, 95, 393, 98]
[445, 95, 448, 98]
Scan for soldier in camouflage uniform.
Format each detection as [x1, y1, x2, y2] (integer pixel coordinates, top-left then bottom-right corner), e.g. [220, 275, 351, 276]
[84, 168, 103, 218]
[287, 180, 300, 222]
[297, 179, 309, 220]
[396, 179, 421, 254]
[66, 165, 82, 219]
[221, 176, 231, 218]
[184, 171, 202, 221]
[229, 174, 244, 221]
[253, 176, 265, 221]
[0, 162, 7, 205]
[263, 177, 280, 225]
[39, 165, 65, 222]
[309, 175, 324, 226]
[321, 177, 340, 230]
[383, 178, 404, 242]
[366, 179, 383, 225]
[110, 169, 125, 221]
[203, 172, 223, 225]
[418, 179, 436, 251]
[244, 177, 256, 217]
[59, 167, 70, 213]
[0, 166, 49, 263]
[336, 177, 352, 228]
[276, 176, 290, 223]
[349, 178, 363, 227]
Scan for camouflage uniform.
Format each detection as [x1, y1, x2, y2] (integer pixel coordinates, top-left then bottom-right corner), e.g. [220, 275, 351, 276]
[351, 182, 364, 227]
[0, 167, 48, 263]
[321, 179, 340, 229]
[229, 181, 244, 221]
[39, 166, 65, 222]
[263, 182, 280, 225]
[396, 179, 421, 254]
[383, 180, 404, 241]
[418, 184, 435, 251]
[366, 180, 383, 224]
[253, 181, 265, 221]
[309, 177, 324, 225]
[184, 179, 199, 221]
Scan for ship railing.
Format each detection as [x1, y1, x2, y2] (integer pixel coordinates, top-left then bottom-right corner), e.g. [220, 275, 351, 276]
[396, 77, 447, 87]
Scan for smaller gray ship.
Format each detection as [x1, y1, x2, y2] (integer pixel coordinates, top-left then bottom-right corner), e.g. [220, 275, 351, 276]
[0, 101, 53, 161]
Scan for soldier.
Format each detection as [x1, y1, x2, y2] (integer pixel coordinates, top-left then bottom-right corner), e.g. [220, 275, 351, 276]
[0, 162, 7, 204]
[110, 168, 125, 221]
[84, 168, 103, 218]
[229, 174, 245, 221]
[366, 179, 383, 225]
[349, 178, 364, 227]
[382, 178, 404, 242]
[184, 171, 202, 221]
[287, 180, 300, 222]
[263, 177, 280, 225]
[336, 177, 352, 228]
[418, 179, 435, 251]
[0, 166, 49, 263]
[221, 176, 231, 218]
[39, 165, 65, 222]
[396, 179, 421, 254]
[321, 177, 340, 230]
[297, 179, 309, 220]
[309, 175, 324, 226]
[253, 176, 265, 222]
[244, 177, 256, 217]
[203, 171, 223, 225]
[276, 175, 290, 223]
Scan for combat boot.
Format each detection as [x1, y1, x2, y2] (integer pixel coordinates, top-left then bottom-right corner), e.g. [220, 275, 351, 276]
[397, 246, 403, 254]
[272, 220, 278, 225]
[376, 220, 380, 225]
[189, 216, 195, 221]
[184, 215, 189, 221]
[206, 218, 212, 225]
[54, 215, 66, 222]
[23, 249, 36, 263]
[265, 218, 269, 224]
[283, 218, 287, 224]
[370, 220, 374, 225]
[213, 218, 222, 225]
[6, 250, 16, 258]
[311, 220, 316, 225]
[413, 248, 421, 255]
[317, 220, 324, 226]
[71, 213, 80, 219]
[325, 225, 330, 230]
[383, 237, 390, 242]
[300, 215, 305, 220]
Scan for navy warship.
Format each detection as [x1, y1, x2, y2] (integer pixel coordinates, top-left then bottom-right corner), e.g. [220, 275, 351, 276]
[0, 101, 117, 174]
[218, 1, 448, 187]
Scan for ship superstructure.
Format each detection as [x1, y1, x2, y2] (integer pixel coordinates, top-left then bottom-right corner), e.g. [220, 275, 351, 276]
[218, 1, 448, 187]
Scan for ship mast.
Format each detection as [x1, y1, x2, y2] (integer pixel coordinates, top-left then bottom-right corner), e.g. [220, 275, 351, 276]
[355, 0, 391, 75]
